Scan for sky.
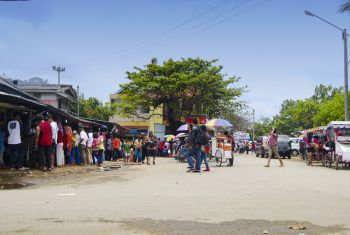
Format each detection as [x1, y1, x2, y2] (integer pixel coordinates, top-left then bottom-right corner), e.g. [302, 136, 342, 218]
[0, 0, 349, 120]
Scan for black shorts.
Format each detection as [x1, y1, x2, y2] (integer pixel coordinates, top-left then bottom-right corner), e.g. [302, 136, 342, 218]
[147, 149, 157, 156]
[306, 147, 314, 153]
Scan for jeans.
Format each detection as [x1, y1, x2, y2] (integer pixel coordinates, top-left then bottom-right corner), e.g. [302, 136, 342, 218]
[134, 148, 142, 162]
[70, 146, 81, 165]
[8, 144, 23, 169]
[184, 147, 201, 170]
[201, 152, 209, 169]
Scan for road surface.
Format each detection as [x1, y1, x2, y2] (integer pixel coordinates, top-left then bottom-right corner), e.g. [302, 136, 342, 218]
[0, 155, 349, 234]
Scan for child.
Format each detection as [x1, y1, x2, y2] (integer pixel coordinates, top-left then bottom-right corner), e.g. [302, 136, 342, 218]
[124, 142, 130, 163]
[91, 133, 99, 165]
[129, 145, 134, 162]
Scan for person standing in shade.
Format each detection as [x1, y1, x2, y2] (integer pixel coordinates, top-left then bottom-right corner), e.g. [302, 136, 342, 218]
[56, 122, 64, 167]
[48, 115, 58, 169]
[79, 127, 89, 165]
[63, 126, 73, 165]
[7, 114, 25, 170]
[87, 130, 94, 164]
[37, 115, 52, 171]
[70, 130, 80, 165]
[112, 135, 121, 161]
[265, 128, 284, 167]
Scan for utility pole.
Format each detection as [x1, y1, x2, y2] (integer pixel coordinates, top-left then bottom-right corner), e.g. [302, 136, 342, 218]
[77, 85, 80, 118]
[343, 29, 349, 120]
[52, 66, 65, 86]
[252, 109, 255, 141]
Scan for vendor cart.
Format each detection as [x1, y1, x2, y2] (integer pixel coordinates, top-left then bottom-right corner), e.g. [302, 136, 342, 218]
[323, 121, 350, 170]
[211, 137, 233, 167]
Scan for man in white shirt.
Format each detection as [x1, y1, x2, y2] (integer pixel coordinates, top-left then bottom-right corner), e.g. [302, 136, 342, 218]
[7, 114, 26, 170]
[48, 114, 58, 169]
[79, 127, 89, 165]
[87, 130, 94, 164]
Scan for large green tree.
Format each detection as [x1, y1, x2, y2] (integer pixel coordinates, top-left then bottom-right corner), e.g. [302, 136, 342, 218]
[79, 97, 116, 121]
[339, 1, 350, 13]
[117, 58, 244, 132]
[273, 84, 343, 134]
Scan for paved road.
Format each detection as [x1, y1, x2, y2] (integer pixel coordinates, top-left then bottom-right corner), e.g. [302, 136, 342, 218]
[1, 155, 350, 235]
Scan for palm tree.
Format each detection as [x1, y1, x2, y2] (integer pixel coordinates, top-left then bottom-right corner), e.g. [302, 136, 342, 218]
[339, 1, 350, 13]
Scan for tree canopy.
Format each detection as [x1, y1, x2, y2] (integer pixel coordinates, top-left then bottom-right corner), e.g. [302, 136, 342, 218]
[272, 84, 345, 134]
[116, 58, 244, 132]
[79, 97, 116, 121]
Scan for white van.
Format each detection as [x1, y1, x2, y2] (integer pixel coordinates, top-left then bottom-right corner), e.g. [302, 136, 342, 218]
[289, 137, 303, 156]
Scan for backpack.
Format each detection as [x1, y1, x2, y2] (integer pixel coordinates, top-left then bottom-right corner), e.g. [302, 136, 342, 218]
[196, 128, 210, 145]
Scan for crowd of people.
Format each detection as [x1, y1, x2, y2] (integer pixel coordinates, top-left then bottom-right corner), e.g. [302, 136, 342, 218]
[0, 113, 184, 171]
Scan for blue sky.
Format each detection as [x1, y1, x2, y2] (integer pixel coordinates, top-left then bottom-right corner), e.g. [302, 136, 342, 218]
[0, 0, 349, 119]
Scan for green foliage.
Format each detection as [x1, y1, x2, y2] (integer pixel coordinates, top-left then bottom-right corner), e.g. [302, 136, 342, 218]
[272, 84, 342, 134]
[79, 97, 116, 121]
[313, 93, 345, 126]
[117, 58, 244, 131]
[254, 117, 273, 137]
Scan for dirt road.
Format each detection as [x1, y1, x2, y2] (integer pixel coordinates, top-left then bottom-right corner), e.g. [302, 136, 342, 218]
[0, 155, 349, 235]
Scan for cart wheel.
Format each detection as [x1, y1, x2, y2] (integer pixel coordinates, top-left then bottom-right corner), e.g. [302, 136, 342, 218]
[215, 150, 223, 167]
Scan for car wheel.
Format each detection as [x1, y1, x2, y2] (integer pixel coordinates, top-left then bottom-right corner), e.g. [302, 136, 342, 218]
[291, 150, 298, 157]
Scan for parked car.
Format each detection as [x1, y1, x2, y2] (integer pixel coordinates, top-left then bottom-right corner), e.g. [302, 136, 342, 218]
[289, 137, 303, 157]
[255, 136, 268, 158]
[257, 135, 292, 159]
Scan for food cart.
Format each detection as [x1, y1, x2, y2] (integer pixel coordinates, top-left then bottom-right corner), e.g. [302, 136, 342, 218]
[205, 119, 234, 167]
[323, 121, 350, 170]
[211, 136, 233, 167]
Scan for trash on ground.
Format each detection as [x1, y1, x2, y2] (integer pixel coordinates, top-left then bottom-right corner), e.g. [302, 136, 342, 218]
[287, 223, 307, 230]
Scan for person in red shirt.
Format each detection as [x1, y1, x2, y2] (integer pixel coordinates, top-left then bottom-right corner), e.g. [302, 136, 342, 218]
[37, 114, 52, 171]
[112, 135, 121, 161]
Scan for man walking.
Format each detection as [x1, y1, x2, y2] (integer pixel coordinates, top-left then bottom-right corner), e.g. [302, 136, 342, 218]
[37, 114, 52, 171]
[7, 114, 25, 170]
[184, 119, 201, 172]
[79, 127, 89, 165]
[265, 128, 284, 167]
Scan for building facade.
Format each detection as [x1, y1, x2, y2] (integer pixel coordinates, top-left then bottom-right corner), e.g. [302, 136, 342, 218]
[8, 77, 79, 116]
[109, 91, 166, 138]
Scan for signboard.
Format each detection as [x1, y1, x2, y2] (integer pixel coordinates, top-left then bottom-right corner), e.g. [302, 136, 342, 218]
[185, 116, 208, 125]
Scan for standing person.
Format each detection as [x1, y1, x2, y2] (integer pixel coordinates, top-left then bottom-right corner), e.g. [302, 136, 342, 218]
[133, 137, 142, 163]
[37, 115, 52, 171]
[70, 130, 81, 165]
[265, 128, 284, 167]
[63, 126, 73, 165]
[158, 139, 164, 157]
[56, 122, 64, 167]
[106, 135, 113, 161]
[0, 118, 5, 168]
[112, 135, 121, 161]
[200, 125, 210, 172]
[184, 119, 201, 172]
[48, 115, 58, 169]
[145, 131, 158, 165]
[124, 141, 130, 163]
[79, 127, 89, 165]
[7, 114, 26, 171]
[91, 133, 99, 165]
[87, 130, 94, 164]
[141, 137, 147, 164]
[96, 133, 105, 166]
[224, 131, 235, 167]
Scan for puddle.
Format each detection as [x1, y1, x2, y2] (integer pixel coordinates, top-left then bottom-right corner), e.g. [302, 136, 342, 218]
[0, 182, 34, 190]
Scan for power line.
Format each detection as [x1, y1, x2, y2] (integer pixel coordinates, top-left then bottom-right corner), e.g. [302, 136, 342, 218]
[65, 0, 233, 68]
[67, 0, 254, 69]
